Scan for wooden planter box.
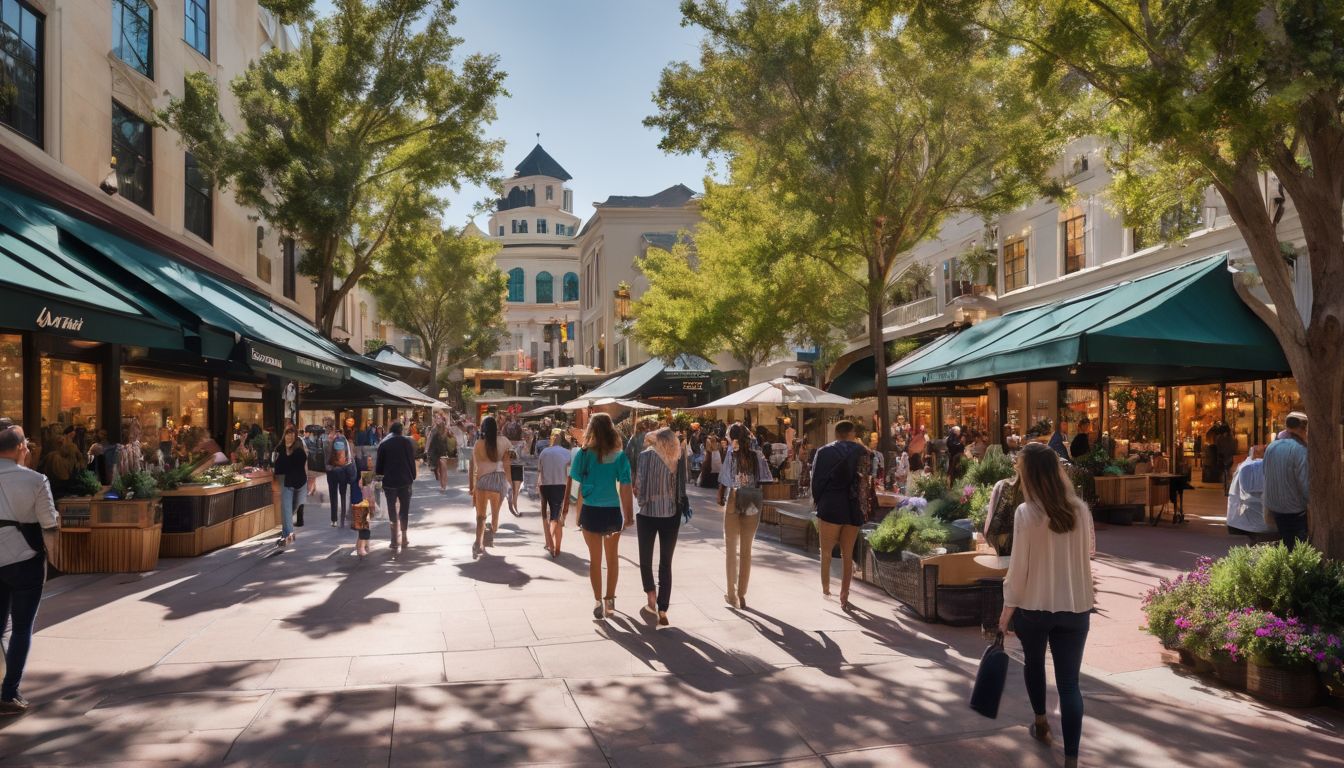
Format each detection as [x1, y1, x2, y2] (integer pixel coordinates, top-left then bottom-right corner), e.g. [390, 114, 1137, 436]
[159, 476, 270, 556]
[760, 503, 781, 526]
[89, 498, 162, 528]
[1248, 661, 1323, 708]
[55, 496, 95, 529]
[50, 525, 162, 573]
[762, 482, 794, 501]
[870, 549, 938, 621]
[1094, 475, 1149, 507]
[778, 509, 816, 549]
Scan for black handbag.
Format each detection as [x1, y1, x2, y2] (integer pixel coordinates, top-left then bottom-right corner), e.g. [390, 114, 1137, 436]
[969, 632, 1010, 718]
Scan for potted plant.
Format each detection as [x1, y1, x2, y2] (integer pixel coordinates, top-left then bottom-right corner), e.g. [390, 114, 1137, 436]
[1240, 609, 1327, 707]
[54, 469, 103, 528]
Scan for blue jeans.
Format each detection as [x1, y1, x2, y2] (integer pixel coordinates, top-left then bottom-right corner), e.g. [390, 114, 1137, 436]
[0, 554, 46, 700]
[1272, 512, 1308, 551]
[280, 485, 306, 538]
[1014, 609, 1090, 758]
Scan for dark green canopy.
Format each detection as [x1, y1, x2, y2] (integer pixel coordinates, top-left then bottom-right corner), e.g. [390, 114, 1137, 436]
[887, 256, 1288, 389]
[0, 189, 185, 350]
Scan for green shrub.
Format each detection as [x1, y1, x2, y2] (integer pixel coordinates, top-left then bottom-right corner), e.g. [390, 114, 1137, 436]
[967, 484, 993, 529]
[111, 469, 158, 500]
[1142, 557, 1213, 648]
[910, 472, 948, 502]
[1207, 543, 1329, 619]
[964, 446, 1015, 487]
[867, 511, 951, 555]
[68, 469, 102, 497]
[154, 464, 196, 491]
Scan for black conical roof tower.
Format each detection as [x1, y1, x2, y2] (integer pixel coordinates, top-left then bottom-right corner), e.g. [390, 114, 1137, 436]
[513, 143, 572, 181]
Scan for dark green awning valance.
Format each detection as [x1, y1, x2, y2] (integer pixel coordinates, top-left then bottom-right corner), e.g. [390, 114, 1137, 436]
[887, 256, 1289, 389]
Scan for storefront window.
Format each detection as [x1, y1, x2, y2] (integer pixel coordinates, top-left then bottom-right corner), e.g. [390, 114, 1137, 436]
[0, 334, 22, 426]
[941, 395, 988, 435]
[1173, 383, 1222, 478]
[1106, 385, 1160, 457]
[1060, 387, 1100, 433]
[121, 370, 209, 467]
[1264, 378, 1301, 441]
[1224, 381, 1258, 458]
[911, 397, 935, 433]
[40, 357, 98, 442]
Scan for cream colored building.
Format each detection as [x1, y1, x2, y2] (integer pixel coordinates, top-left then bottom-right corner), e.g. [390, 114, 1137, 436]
[0, 0, 321, 318]
[482, 144, 582, 373]
[575, 184, 704, 372]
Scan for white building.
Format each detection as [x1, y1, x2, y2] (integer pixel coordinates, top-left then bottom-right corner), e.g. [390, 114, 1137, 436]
[482, 144, 582, 373]
[576, 184, 704, 372]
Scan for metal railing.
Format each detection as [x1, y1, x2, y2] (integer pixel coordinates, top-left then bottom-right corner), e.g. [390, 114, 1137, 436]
[882, 295, 938, 328]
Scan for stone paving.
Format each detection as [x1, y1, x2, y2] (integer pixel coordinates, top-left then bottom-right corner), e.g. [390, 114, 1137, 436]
[0, 471, 1340, 767]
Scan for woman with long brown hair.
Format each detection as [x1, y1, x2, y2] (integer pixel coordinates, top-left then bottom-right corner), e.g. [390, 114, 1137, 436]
[469, 415, 513, 557]
[998, 441, 1095, 768]
[720, 423, 770, 609]
[562, 413, 633, 619]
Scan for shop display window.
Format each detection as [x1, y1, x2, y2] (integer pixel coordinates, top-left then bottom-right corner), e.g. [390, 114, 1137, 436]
[911, 397, 935, 433]
[0, 334, 21, 426]
[1173, 383, 1222, 476]
[1224, 381, 1259, 457]
[941, 395, 988, 435]
[40, 357, 98, 442]
[1060, 388, 1100, 431]
[1106, 385, 1161, 458]
[121, 370, 209, 466]
[1264, 378, 1301, 441]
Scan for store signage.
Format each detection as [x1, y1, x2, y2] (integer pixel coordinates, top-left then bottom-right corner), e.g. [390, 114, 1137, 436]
[293, 355, 343, 378]
[250, 347, 284, 369]
[682, 380, 704, 391]
[924, 369, 960, 383]
[35, 306, 85, 333]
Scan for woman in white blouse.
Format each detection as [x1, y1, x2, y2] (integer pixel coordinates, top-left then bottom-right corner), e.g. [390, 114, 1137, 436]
[998, 442, 1095, 768]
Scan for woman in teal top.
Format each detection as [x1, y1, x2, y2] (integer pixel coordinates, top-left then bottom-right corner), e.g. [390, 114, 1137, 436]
[562, 413, 634, 619]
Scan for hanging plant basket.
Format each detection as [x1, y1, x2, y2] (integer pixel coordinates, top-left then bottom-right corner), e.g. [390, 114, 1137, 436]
[1247, 660, 1323, 708]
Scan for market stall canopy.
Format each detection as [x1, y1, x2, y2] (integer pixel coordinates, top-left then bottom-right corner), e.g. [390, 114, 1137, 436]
[0, 187, 187, 350]
[827, 356, 877, 398]
[559, 396, 660, 413]
[580, 354, 715, 401]
[533, 365, 606, 381]
[692, 378, 853, 410]
[38, 202, 350, 386]
[365, 345, 431, 387]
[520, 404, 566, 417]
[886, 256, 1290, 389]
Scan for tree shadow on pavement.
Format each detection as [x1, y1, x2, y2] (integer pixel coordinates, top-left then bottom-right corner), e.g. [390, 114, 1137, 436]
[737, 607, 848, 675]
[283, 546, 439, 639]
[455, 554, 534, 589]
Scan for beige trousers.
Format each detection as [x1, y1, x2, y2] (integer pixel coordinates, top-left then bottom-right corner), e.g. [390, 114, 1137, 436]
[816, 519, 860, 595]
[724, 491, 761, 601]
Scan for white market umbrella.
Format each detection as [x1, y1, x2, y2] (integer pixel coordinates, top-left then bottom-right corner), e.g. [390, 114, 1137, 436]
[533, 365, 606, 381]
[560, 397, 661, 413]
[691, 378, 853, 411]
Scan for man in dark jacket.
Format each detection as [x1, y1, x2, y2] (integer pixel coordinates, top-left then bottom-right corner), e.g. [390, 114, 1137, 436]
[376, 421, 417, 551]
[810, 420, 867, 608]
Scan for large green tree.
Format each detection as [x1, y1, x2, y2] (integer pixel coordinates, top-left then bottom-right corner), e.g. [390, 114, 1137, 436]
[919, 0, 1344, 556]
[648, 0, 1066, 450]
[633, 158, 861, 373]
[369, 226, 506, 394]
[160, 0, 505, 335]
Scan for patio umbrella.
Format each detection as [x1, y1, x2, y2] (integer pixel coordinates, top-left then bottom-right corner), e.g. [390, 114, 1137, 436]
[519, 404, 566, 417]
[691, 378, 853, 410]
[533, 364, 606, 381]
[559, 397, 662, 413]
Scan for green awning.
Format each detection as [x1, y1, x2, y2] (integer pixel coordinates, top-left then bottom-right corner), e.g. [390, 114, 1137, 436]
[828, 356, 876, 398]
[887, 256, 1289, 389]
[304, 367, 446, 408]
[583, 354, 713, 400]
[0, 190, 185, 350]
[7, 190, 349, 386]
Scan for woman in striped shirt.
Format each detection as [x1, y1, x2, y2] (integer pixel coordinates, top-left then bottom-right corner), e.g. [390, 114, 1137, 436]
[635, 428, 688, 626]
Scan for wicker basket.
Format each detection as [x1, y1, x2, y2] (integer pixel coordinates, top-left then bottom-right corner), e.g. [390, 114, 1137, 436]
[1247, 661, 1323, 708]
[870, 548, 937, 621]
[1212, 656, 1248, 691]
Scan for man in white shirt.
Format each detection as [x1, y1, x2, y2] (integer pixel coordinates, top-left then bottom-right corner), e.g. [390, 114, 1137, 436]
[0, 426, 60, 714]
[537, 430, 572, 556]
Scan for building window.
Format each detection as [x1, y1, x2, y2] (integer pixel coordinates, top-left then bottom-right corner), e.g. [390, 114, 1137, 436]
[536, 271, 553, 303]
[184, 152, 212, 242]
[942, 258, 969, 302]
[282, 237, 297, 300]
[0, 0, 43, 146]
[497, 225, 504, 236]
[112, 101, 152, 211]
[515, 219, 527, 234]
[537, 218, 547, 234]
[184, 0, 209, 57]
[0, 334, 21, 426]
[563, 272, 579, 302]
[112, 0, 153, 78]
[563, 189, 572, 212]
[1003, 236, 1029, 292]
[545, 185, 553, 201]
[507, 267, 524, 302]
[1061, 205, 1085, 275]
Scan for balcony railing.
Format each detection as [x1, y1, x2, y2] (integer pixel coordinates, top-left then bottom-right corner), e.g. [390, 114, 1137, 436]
[882, 295, 938, 329]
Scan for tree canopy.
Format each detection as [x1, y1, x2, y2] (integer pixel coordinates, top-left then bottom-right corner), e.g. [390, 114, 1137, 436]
[160, 0, 506, 335]
[633, 156, 862, 372]
[369, 225, 506, 393]
[915, 0, 1344, 556]
[648, 0, 1068, 448]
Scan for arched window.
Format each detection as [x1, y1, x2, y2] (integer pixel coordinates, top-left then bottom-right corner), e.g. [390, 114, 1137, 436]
[507, 268, 524, 302]
[536, 271, 554, 303]
[562, 272, 579, 302]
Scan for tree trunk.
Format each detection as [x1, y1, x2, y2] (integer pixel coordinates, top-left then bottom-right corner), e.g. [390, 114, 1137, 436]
[1296, 370, 1344, 557]
[867, 262, 891, 456]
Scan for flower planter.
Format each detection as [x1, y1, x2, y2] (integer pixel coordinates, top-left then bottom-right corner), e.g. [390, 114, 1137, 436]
[1247, 660, 1323, 708]
[1212, 656, 1248, 691]
[1176, 649, 1213, 673]
[55, 496, 95, 529]
[89, 498, 162, 528]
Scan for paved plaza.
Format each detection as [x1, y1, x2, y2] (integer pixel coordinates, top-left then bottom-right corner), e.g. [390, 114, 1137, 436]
[0, 472, 1340, 767]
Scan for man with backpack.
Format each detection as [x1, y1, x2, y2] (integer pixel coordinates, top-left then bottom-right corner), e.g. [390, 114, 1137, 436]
[324, 422, 353, 527]
[809, 420, 869, 611]
[301, 425, 328, 526]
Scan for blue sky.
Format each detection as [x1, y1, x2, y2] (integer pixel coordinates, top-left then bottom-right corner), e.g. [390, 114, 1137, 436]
[314, 0, 717, 229]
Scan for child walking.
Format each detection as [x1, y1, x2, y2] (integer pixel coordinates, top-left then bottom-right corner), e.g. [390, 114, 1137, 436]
[351, 467, 377, 557]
